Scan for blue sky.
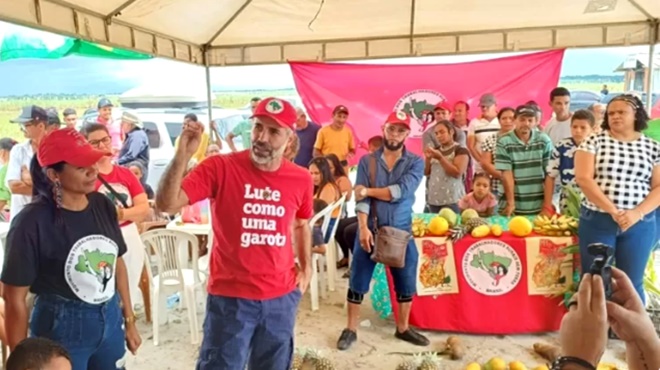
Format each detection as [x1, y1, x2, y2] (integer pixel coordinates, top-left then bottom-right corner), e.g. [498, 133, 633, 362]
[0, 21, 653, 95]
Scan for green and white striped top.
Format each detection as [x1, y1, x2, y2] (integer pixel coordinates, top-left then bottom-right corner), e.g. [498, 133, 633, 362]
[494, 129, 553, 215]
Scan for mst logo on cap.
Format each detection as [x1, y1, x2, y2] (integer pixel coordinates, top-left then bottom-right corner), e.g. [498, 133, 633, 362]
[396, 111, 407, 120]
[265, 99, 285, 114]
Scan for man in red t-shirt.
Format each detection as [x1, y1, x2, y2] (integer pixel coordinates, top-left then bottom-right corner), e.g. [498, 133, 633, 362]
[156, 97, 314, 370]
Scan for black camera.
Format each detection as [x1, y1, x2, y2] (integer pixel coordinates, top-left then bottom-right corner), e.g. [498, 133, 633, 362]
[587, 243, 614, 299]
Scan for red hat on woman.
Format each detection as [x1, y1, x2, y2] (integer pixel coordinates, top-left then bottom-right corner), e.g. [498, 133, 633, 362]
[38, 128, 110, 167]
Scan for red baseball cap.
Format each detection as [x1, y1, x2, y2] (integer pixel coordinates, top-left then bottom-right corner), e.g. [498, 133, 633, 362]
[38, 128, 110, 167]
[332, 105, 349, 115]
[251, 97, 298, 130]
[434, 101, 452, 112]
[385, 111, 411, 129]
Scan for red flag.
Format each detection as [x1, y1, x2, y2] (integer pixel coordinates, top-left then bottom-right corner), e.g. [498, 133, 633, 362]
[290, 50, 565, 162]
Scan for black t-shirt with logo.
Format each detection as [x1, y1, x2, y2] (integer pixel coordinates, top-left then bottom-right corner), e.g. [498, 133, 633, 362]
[1, 192, 127, 304]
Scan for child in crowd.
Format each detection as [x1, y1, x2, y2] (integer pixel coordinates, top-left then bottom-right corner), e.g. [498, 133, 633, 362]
[127, 161, 154, 200]
[458, 172, 497, 217]
[367, 135, 383, 153]
[312, 199, 329, 255]
[543, 109, 595, 215]
[6, 337, 72, 370]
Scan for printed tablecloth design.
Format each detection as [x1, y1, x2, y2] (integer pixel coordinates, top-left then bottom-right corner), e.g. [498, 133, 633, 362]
[416, 238, 459, 296]
[371, 214, 573, 333]
[371, 214, 531, 319]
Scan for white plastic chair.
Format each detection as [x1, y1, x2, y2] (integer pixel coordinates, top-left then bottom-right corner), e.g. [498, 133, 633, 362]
[308, 193, 346, 311]
[141, 229, 206, 345]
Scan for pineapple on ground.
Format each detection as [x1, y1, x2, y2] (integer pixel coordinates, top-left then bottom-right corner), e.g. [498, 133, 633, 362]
[291, 348, 305, 370]
[418, 352, 441, 370]
[449, 217, 489, 242]
[301, 348, 336, 370]
[395, 353, 424, 370]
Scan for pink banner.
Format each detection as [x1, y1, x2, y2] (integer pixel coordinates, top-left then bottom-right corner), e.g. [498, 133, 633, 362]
[290, 49, 565, 162]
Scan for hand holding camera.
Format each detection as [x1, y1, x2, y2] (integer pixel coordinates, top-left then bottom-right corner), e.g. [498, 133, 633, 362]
[587, 243, 613, 299]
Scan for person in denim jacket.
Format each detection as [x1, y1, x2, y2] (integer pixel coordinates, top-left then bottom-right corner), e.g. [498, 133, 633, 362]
[336, 111, 426, 350]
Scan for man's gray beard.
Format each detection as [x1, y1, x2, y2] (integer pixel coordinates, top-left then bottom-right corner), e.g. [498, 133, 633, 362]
[250, 144, 287, 165]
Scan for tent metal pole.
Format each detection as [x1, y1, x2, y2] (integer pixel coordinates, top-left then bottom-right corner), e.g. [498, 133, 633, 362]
[646, 22, 657, 114]
[205, 64, 213, 123]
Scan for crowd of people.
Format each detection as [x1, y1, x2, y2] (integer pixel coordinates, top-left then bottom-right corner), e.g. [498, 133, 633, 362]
[0, 85, 658, 370]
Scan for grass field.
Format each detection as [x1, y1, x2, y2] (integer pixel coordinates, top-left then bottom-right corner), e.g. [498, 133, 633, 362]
[0, 82, 633, 141]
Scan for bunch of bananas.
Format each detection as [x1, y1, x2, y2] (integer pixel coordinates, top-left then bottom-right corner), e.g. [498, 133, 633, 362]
[412, 218, 427, 237]
[533, 214, 578, 236]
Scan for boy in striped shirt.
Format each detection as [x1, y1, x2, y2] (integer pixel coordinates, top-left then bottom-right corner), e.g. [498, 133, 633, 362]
[495, 104, 553, 216]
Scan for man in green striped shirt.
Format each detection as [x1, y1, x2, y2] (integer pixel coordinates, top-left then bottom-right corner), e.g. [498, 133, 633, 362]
[495, 104, 553, 216]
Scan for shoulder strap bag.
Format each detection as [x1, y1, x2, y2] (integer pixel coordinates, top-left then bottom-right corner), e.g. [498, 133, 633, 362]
[368, 155, 411, 268]
[97, 175, 130, 209]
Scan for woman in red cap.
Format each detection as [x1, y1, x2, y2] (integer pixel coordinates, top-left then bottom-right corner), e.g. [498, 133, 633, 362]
[1, 128, 141, 370]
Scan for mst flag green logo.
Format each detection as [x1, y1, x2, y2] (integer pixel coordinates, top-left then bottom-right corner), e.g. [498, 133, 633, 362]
[462, 239, 522, 296]
[393, 90, 445, 138]
[266, 99, 284, 114]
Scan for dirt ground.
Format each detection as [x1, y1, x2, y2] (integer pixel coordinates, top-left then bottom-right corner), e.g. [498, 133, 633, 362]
[125, 277, 629, 370]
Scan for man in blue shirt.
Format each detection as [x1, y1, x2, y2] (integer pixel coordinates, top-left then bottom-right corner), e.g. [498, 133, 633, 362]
[336, 111, 427, 350]
[293, 107, 320, 167]
[118, 111, 150, 181]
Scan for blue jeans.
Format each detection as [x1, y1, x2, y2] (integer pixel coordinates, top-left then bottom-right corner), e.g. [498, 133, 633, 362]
[578, 206, 656, 303]
[424, 203, 459, 214]
[350, 234, 418, 296]
[196, 289, 302, 370]
[30, 294, 126, 370]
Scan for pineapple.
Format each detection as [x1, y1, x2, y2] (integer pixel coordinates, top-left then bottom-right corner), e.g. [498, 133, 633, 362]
[396, 353, 423, 370]
[418, 352, 441, 370]
[312, 357, 336, 370]
[300, 348, 335, 370]
[449, 218, 489, 242]
[395, 360, 419, 370]
[301, 348, 319, 370]
[291, 348, 305, 370]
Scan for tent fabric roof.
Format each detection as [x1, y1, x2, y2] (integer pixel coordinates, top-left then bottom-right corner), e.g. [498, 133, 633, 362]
[1, 0, 659, 66]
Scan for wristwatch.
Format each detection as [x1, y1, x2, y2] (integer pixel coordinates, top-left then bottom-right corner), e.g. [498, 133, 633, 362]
[550, 356, 596, 370]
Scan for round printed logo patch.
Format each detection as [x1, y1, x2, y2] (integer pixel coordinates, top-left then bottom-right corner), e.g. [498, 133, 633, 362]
[396, 111, 408, 120]
[462, 239, 522, 296]
[64, 235, 119, 304]
[393, 89, 446, 138]
[266, 99, 285, 114]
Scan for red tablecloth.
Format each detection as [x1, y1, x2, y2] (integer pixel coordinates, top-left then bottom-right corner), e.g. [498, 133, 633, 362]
[387, 232, 574, 334]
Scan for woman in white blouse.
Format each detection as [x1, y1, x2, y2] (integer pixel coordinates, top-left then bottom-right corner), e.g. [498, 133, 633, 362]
[574, 94, 660, 302]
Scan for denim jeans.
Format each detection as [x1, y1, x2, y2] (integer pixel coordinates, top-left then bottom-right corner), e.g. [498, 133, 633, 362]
[578, 206, 657, 303]
[196, 289, 302, 370]
[30, 294, 126, 370]
[350, 235, 418, 296]
[424, 203, 459, 214]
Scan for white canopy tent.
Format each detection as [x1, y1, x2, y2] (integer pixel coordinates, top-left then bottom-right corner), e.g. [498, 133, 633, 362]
[1, 0, 659, 112]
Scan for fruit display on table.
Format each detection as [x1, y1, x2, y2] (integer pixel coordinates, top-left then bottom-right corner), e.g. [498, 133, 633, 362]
[508, 216, 533, 237]
[532, 214, 578, 236]
[449, 213, 490, 242]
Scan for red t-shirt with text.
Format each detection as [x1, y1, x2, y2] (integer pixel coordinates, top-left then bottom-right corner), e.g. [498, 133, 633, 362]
[181, 151, 314, 300]
[95, 165, 145, 227]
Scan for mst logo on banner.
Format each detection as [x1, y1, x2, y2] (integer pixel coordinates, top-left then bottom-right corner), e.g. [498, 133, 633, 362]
[462, 239, 522, 296]
[393, 89, 446, 138]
